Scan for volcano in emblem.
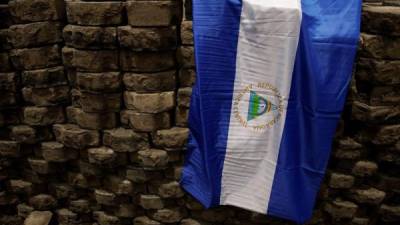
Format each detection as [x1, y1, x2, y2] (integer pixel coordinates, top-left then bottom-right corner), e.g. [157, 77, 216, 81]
[247, 91, 278, 121]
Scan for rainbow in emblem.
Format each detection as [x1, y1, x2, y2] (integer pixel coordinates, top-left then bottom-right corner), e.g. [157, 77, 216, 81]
[247, 91, 278, 121]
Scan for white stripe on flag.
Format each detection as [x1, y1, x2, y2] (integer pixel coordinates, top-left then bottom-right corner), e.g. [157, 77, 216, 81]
[220, 0, 302, 213]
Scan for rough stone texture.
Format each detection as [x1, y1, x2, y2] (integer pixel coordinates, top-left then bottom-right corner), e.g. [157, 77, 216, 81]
[107, 176, 134, 195]
[120, 50, 175, 72]
[181, 20, 193, 45]
[115, 203, 137, 218]
[21, 66, 67, 88]
[56, 208, 78, 224]
[41, 141, 71, 162]
[181, 218, 202, 225]
[10, 45, 61, 70]
[356, 57, 400, 85]
[95, 211, 119, 225]
[126, 1, 180, 27]
[94, 189, 116, 206]
[158, 181, 184, 198]
[324, 200, 358, 220]
[79, 91, 121, 113]
[151, 208, 184, 223]
[76, 72, 121, 92]
[380, 204, 400, 222]
[103, 128, 149, 153]
[66, 1, 123, 26]
[10, 125, 36, 144]
[62, 47, 118, 72]
[124, 91, 175, 113]
[134, 216, 161, 225]
[66, 106, 116, 130]
[63, 25, 117, 50]
[9, 0, 65, 23]
[360, 33, 400, 59]
[178, 87, 192, 107]
[69, 199, 90, 214]
[385, 0, 400, 6]
[22, 86, 70, 106]
[332, 137, 363, 160]
[23, 106, 65, 126]
[352, 188, 386, 205]
[17, 203, 34, 218]
[352, 161, 378, 177]
[175, 105, 189, 127]
[123, 110, 170, 132]
[29, 194, 57, 210]
[8, 180, 32, 195]
[352, 100, 400, 123]
[0, 140, 20, 157]
[23, 211, 52, 225]
[362, 4, 400, 36]
[0, 2, 399, 225]
[27, 158, 53, 175]
[373, 124, 400, 145]
[123, 71, 176, 92]
[329, 173, 355, 189]
[179, 68, 196, 87]
[140, 195, 164, 209]
[8, 21, 63, 48]
[118, 26, 177, 50]
[152, 127, 189, 150]
[88, 147, 116, 166]
[138, 149, 169, 168]
[53, 123, 99, 149]
[177, 46, 195, 68]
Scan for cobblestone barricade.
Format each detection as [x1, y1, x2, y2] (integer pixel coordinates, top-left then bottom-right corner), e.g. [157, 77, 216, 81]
[0, 0, 399, 225]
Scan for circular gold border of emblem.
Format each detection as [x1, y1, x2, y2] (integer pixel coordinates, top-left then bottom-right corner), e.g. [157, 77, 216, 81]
[232, 83, 283, 132]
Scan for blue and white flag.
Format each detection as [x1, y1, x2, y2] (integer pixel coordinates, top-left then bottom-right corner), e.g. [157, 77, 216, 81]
[181, 0, 361, 223]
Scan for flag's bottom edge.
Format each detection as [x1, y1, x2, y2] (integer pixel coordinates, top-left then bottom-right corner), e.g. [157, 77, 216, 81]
[221, 198, 267, 215]
[181, 176, 312, 224]
[180, 177, 267, 214]
[181, 167, 322, 224]
[180, 172, 268, 214]
[179, 180, 279, 220]
[180, 174, 213, 209]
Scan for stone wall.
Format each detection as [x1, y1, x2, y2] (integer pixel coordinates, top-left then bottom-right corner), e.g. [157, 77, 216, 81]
[0, 0, 399, 225]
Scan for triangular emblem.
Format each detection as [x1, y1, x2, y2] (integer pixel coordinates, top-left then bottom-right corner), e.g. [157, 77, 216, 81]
[247, 91, 277, 121]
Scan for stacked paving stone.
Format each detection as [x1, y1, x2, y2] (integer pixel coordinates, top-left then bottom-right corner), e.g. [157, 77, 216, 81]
[321, 2, 400, 225]
[176, 13, 194, 128]
[0, 0, 15, 113]
[62, 0, 126, 224]
[120, 1, 190, 224]
[63, 0, 122, 130]
[0, 1, 20, 224]
[0, 0, 67, 224]
[0, 0, 399, 225]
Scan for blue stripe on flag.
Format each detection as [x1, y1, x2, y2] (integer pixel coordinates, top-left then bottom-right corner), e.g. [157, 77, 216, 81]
[180, 0, 243, 207]
[267, 0, 362, 223]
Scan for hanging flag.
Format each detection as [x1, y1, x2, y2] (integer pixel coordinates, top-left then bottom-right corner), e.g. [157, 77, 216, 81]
[181, 0, 361, 223]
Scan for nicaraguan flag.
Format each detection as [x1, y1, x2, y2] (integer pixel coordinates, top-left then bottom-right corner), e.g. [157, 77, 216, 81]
[181, 0, 361, 223]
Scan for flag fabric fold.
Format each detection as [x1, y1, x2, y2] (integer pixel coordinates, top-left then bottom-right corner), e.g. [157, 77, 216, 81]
[180, 0, 361, 223]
